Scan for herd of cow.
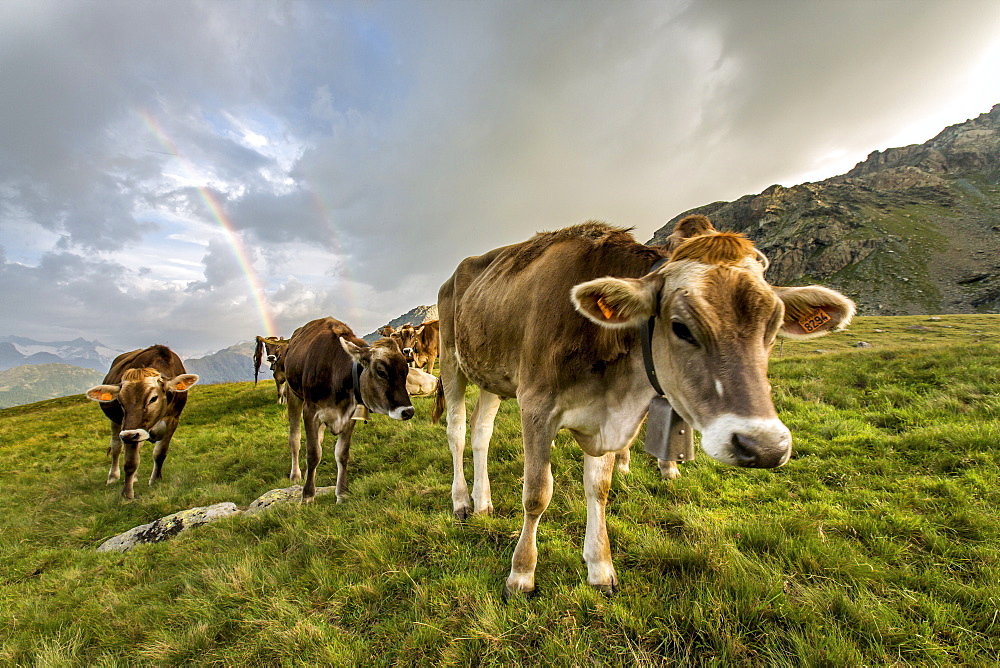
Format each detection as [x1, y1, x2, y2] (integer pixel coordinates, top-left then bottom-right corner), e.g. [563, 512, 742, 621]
[85, 215, 855, 596]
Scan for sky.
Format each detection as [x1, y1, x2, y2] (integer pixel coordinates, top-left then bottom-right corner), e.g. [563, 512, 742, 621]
[2, 0, 1000, 358]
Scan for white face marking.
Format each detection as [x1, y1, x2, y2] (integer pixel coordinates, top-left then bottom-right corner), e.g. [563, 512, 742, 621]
[699, 413, 791, 467]
[389, 405, 414, 420]
[714, 379, 724, 397]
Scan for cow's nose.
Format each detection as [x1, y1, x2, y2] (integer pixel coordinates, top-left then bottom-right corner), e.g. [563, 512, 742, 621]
[401, 406, 414, 420]
[731, 433, 759, 467]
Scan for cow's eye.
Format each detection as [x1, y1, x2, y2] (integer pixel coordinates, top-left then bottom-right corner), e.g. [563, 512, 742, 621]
[376, 368, 389, 380]
[671, 321, 698, 346]
[148, 395, 158, 405]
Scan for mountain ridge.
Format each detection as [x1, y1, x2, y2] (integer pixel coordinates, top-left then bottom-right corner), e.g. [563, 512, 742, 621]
[648, 103, 1000, 315]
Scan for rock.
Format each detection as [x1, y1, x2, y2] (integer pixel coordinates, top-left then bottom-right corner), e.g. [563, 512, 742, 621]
[926, 316, 942, 321]
[97, 502, 241, 553]
[244, 485, 336, 515]
[855, 341, 873, 348]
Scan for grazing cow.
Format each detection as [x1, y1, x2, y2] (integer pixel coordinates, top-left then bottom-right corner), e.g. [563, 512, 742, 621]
[86, 345, 199, 499]
[254, 335, 289, 404]
[437, 219, 854, 597]
[283, 317, 415, 502]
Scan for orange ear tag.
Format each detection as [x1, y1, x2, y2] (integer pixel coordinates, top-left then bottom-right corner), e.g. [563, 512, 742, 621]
[799, 308, 832, 334]
[596, 296, 616, 320]
[99, 392, 115, 402]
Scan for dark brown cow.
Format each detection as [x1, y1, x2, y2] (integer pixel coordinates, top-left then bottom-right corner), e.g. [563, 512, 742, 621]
[283, 317, 415, 502]
[438, 219, 854, 596]
[86, 345, 199, 499]
[254, 335, 289, 404]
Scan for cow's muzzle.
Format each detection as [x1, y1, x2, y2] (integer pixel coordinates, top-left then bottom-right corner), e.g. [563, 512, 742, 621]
[700, 415, 791, 469]
[119, 429, 150, 443]
[390, 405, 415, 421]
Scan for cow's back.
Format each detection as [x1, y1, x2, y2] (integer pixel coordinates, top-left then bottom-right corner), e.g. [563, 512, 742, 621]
[284, 317, 362, 404]
[440, 223, 666, 397]
[101, 345, 188, 423]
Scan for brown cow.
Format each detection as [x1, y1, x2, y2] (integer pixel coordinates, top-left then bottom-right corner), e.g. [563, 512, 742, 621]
[283, 317, 415, 502]
[254, 335, 289, 404]
[86, 345, 199, 499]
[437, 219, 854, 596]
[392, 320, 440, 375]
[377, 325, 396, 337]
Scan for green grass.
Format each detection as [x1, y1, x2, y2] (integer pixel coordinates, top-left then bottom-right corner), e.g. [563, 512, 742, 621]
[2, 315, 999, 665]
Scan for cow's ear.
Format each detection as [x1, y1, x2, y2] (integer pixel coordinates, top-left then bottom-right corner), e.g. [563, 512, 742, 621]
[340, 337, 368, 362]
[772, 285, 856, 339]
[572, 275, 660, 329]
[165, 374, 199, 392]
[86, 385, 120, 402]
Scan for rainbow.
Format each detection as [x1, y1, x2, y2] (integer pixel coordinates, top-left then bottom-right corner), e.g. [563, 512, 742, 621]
[137, 108, 278, 337]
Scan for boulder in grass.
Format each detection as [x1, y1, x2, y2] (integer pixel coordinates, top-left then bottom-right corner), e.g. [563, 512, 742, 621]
[97, 502, 241, 552]
[244, 485, 336, 515]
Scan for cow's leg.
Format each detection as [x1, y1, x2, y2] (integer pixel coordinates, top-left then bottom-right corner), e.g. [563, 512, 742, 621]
[469, 390, 502, 515]
[614, 447, 631, 474]
[505, 409, 556, 598]
[301, 404, 327, 502]
[424, 352, 438, 377]
[583, 451, 619, 592]
[149, 417, 178, 484]
[443, 353, 472, 519]
[286, 391, 304, 483]
[107, 421, 122, 484]
[121, 441, 141, 500]
[658, 459, 681, 480]
[333, 419, 356, 502]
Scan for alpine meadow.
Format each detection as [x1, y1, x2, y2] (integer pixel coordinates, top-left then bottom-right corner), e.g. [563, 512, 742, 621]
[2, 314, 999, 666]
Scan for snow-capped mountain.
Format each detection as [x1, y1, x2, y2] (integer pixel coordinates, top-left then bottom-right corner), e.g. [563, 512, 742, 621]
[0, 336, 123, 372]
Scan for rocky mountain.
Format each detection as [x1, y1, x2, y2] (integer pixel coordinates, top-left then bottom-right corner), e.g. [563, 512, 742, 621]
[0, 363, 105, 409]
[0, 336, 122, 372]
[182, 341, 259, 385]
[364, 305, 439, 342]
[648, 103, 1000, 315]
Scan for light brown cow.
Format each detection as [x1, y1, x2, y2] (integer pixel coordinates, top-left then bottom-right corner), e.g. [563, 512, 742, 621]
[392, 320, 441, 375]
[254, 335, 289, 404]
[86, 345, 199, 499]
[438, 220, 854, 597]
[283, 317, 414, 502]
[377, 325, 396, 337]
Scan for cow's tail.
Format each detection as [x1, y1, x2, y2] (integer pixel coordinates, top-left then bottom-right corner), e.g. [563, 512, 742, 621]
[252, 337, 264, 386]
[431, 376, 446, 424]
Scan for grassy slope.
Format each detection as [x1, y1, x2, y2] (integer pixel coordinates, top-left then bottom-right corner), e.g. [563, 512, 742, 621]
[1, 315, 999, 666]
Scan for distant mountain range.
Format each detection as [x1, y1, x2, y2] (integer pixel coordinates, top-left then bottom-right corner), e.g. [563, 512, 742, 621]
[0, 336, 122, 372]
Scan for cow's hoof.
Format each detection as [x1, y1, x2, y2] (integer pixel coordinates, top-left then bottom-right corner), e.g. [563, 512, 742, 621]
[501, 583, 537, 602]
[593, 583, 618, 597]
[453, 505, 472, 521]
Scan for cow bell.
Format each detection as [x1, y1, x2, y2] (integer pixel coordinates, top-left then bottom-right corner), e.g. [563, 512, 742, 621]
[644, 395, 694, 462]
[351, 405, 370, 422]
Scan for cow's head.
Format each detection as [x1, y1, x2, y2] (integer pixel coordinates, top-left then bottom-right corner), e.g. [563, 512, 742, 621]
[86, 368, 199, 443]
[392, 324, 419, 362]
[339, 337, 415, 420]
[572, 230, 854, 469]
